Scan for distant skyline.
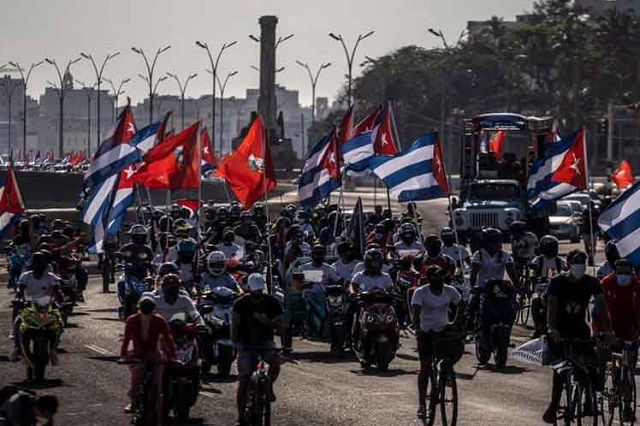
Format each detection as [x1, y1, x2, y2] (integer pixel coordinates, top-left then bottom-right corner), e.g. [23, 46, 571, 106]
[1, 0, 534, 109]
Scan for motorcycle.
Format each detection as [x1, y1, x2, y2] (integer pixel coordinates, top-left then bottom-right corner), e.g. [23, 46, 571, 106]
[166, 313, 200, 422]
[197, 286, 238, 377]
[17, 297, 62, 382]
[57, 257, 85, 327]
[353, 289, 400, 371]
[325, 284, 347, 357]
[117, 263, 151, 321]
[473, 279, 516, 369]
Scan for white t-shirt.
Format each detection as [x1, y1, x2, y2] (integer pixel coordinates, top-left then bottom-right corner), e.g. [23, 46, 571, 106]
[394, 241, 425, 257]
[215, 243, 244, 261]
[299, 262, 340, 293]
[18, 271, 59, 300]
[471, 249, 514, 287]
[441, 244, 470, 266]
[147, 291, 204, 326]
[332, 259, 359, 281]
[350, 271, 394, 293]
[352, 261, 392, 276]
[411, 284, 462, 332]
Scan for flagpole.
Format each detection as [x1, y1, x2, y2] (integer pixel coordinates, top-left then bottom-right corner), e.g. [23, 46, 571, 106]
[582, 126, 596, 267]
[332, 168, 347, 247]
[259, 116, 275, 291]
[195, 121, 203, 277]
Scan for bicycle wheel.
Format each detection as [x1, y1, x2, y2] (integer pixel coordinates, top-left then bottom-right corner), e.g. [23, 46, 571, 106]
[575, 379, 599, 426]
[600, 366, 618, 426]
[556, 374, 574, 426]
[439, 363, 458, 426]
[261, 376, 272, 426]
[422, 366, 438, 426]
[618, 365, 636, 426]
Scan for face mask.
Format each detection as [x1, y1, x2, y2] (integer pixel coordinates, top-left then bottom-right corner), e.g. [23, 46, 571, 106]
[617, 274, 632, 287]
[570, 265, 587, 279]
[139, 304, 155, 315]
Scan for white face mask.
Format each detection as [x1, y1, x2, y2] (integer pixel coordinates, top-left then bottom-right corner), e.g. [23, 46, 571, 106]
[617, 274, 632, 287]
[570, 264, 587, 279]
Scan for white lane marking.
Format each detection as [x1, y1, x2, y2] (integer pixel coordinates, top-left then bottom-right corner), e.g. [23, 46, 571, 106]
[84, 344, 114, 356]
[200, 391, 218, 399]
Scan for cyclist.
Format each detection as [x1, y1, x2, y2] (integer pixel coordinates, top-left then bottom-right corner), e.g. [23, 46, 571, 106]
[232, 273, 283, 426]
[544, 250, 606, 424]
[411, 266, 463, 418]
[440, 227, 470, 268]
[510, 221, 539, 277]
[600, 258, 640, 422]
[529, 235, 567, 338]
[120, 294, 177, 414]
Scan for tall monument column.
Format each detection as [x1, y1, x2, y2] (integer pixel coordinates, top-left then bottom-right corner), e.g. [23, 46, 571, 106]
[258, 16, 278, 135]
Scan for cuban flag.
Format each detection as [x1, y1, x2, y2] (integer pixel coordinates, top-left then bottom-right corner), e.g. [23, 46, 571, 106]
[372, 102, 398, 156]
[0, 167, 25, 238]
[200, 127, 217, 175]
[298, 128, 342, 208]
[81, 173, 118, 253]
[130, 112, 170, 156]
[370, 132, 449, 202]
[107, 165, 137, 235]
[527, 128, 587, 208]
[598, 180, 640, 267]
[83, 105, 139, 189]
[342, 107, 380, 175]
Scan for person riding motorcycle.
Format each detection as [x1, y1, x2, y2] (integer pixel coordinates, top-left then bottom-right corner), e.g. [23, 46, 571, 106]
[232, 273, 284, 426]
[332, 241, 359, 282]
[299, 244, 340, 295]
[393, 223, 425, 258]
[510, 221, 539, 276]
[529, 235, 567, 338]
[148, 274, 206, 328]
[11, 252, 63, 364]
[234, 211, 262, 250]
[419, 235, 455, 279]
[216, 229, 245, 262]
[200, 251, 243, 294]
[440, 227, 470, 268]
[174, 238, 198, 291]
[229, 202, 243, 226]
[252, 203, 268, 230]
[118, 224, 154, 277]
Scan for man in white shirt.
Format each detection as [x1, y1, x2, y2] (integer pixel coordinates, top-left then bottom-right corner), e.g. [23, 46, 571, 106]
[440, 227, 470, 268]
[393, 223, 425, 258]
[147, 274, 205, 327]
[299, 245, 340, 294]
[332, 241, 359, 282]
[215, 229, 245, 262]
[411, 266, 463, 419]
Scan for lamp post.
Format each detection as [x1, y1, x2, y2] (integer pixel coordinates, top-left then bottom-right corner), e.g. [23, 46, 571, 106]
[210, 70, 237, 154]
[295, 61, 331, 124]
[131, 45, 171, 123]
[0, 74, 22, 159]
[80, 51, 120, 153]
[166, 72, 198, 129]
[328, 30, 374, 106]
[45, 57, 81, 158]
[75, 79, 95, 155]
[195, 40, 237, 155]
[104, 77, 130, 122]
[9, 60, 43, 155]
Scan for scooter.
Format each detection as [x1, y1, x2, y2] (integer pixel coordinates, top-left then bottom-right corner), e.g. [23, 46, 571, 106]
[325, 284, 347, 357]
[117, 263, 151, 321]
[474, 280, 515, 369]
[166, 313, 200, 422]
[197, 286, 238, 377]
[353, 289, 399, 371]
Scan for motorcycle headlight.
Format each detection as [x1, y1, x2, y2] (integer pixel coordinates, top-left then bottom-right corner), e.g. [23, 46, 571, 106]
[365, 314, 376, 323]
[385, 314, 396, 323]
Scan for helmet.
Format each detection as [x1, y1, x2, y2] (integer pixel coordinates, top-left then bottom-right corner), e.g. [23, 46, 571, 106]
[158, 262, 179, 277]
[240, 210, 254, 220]
[217, 206, 229, 221]
[161, 273, 181, 288]
[52, 219, 64, 230]
[509, 221, 526, 237]
[440, 227, 456, 245]
[481, 228, 502, 251]
[158, 215, 173, 232]
[230, 203, 242, 218]
[336, 241, 353, 257]
[253, 203, 265, 216]
[207, 251, 227, 276]
[129, 224, 148, 245]
[425, 265, 445, 283]
[31, 251, 48, 271]
[247, 273, 265, 293]
[169, 203, 181, 217]
[400, 223, 416, 235]
[604, 241, 620, 266]
[539, 235, 559, 257]
[363, 248, 383, 275]
[177, 238, 197, 254]
[62, 225, 75, 238]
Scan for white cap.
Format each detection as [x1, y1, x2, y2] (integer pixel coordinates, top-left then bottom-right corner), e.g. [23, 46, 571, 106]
[139, 294, 156, 305]
[247, 273, 265, 293]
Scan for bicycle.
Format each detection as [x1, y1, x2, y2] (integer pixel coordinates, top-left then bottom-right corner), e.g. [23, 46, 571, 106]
[118, 358, 164, 426]
[599, 339, 637, 425]
[514, 263, 532, 327]
[550, 338, 600, 426]
[244, 359, 273, 426]
[421, 329, 463, 426]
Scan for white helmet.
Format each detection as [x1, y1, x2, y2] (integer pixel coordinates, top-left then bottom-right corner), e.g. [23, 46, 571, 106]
[211, 286, 235, 298]
[207, 251, 227, 276]
[247, 273, 265, 294]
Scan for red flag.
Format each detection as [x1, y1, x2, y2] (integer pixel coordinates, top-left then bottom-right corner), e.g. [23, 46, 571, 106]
[132, 122, 200, 189]
[488, 130, 506, 161]
[336, 106, 354, 163]
[0, 167, 25, 213]
[433, 136, 450, 195]
[176, 198, 200, 214]
[320, 129, 342, 183]
[373, 103, 398, 156]
[201, 128, 218, 169]
[353, 107, 381, 135]
[214, 116, 276, 208]
[612, 160, 634, 190]
[551, 128, 587, 190]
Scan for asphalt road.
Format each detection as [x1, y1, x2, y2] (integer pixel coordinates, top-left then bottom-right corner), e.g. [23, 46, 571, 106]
[0, 193, 611, 426]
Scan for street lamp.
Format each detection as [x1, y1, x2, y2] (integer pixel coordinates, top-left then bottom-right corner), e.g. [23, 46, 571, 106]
[9, 60, 43, 155]
[75, 79, 95, 155]
[131, 45, 171, 123]
[328, 30, 374, 106]
[45, 57, 81, 158]
[296, 60, 331, 124]
[166, 72, 198, 129]
[249, 33, 294, 49]
[80, 51, 120, 152]
[251, 65, 285, 73]
[210, 70, 237, 154]
[0, 75, 23, 160]
[195, 40, 237, 156]
[104, 77, 130, 122]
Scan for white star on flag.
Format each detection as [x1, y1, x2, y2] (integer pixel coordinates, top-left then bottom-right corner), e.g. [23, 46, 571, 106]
[124, 166, 135, 179]
[381, 132, 389, 145]
[569, 153, 581, 175]
[127, 122, 136, 136]
[203, 146, 210, 155]
[328, 151, 336, 165]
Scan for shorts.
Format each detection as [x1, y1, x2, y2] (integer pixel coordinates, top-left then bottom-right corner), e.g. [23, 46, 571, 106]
[417, 330, 465, 363]
[417, 332, 436, 359]
[236, 341, 280, 378]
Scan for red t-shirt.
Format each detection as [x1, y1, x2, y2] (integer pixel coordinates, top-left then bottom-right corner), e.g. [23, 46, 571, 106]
[600, 274, 640, 341]
[120, 313, 177, 359]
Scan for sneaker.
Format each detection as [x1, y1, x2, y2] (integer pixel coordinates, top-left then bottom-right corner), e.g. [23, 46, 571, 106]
[542, 405, 558, 424]
[416, 405, 426, 419]
[124, 404, 133, 414]
[9, 348, 21, 362]
[50, 353, 59, 366]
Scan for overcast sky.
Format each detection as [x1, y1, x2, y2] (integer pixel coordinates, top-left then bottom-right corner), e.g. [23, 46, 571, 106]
[0, 0, 533, 107]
